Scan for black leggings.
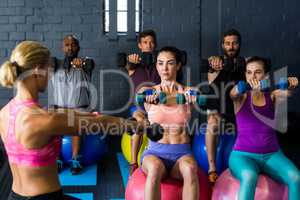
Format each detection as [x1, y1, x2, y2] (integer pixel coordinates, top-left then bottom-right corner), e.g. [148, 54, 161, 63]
[8, 190, 80, 200]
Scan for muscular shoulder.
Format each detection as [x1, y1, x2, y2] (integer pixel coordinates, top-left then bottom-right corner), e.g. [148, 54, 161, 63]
[21, 107, 59, 138]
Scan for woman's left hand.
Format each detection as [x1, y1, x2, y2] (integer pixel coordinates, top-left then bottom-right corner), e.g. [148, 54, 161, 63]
[248, 79, 261, 92]
[184, 90, 198, 104]
[288, 77, 298, 89]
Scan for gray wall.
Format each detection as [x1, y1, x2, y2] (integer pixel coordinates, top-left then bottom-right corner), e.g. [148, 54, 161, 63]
[0, 0, 299, 113]
[201, 0, 300, 111]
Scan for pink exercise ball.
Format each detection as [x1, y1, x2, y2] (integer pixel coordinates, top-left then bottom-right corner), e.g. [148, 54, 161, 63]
[125, 168, 211, 200]
[212, 169, 288, 200]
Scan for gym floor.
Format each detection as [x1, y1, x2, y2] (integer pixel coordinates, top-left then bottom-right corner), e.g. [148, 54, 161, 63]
[0, 122, 299, 200]
[0, 136, 126, 200]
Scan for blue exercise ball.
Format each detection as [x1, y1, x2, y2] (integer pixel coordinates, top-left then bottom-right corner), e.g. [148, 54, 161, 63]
[61, 135, 108, 166]
[192, 127, 236, 174]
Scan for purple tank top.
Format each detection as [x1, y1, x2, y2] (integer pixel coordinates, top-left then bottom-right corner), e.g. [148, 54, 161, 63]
[130, 65, 160, 92]
[234, 92, 279, 153]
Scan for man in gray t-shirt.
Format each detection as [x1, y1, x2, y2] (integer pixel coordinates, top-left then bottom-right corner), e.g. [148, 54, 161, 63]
[49, 35, 94, 175]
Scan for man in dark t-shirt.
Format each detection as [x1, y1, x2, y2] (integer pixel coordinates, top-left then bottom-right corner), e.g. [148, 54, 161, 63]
[125, 29, 160, 92]
[204, 29, 246, 184]
[124, 30, 160, 174]
[49, 35, 94, 175]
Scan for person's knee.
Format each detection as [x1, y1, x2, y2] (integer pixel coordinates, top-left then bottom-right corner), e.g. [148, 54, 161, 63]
[240, 169, 258, 185]
[287, 170, 300, 186]
[147, 160, 165, 178]
[181, 162, 198, 182]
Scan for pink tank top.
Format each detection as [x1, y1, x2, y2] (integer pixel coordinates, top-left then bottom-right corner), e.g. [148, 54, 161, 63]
[148, 104, 191, 128]
[4, 99, 61, 167]
[147, 86, 191, 129]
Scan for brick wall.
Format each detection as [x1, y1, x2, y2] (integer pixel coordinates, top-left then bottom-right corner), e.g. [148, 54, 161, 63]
[201, 0, 300, 111]
[0, 0, 139, 114]
[0, 0, 299, 112]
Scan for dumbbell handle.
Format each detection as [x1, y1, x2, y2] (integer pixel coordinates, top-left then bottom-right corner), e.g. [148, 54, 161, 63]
[135, 89, 165, 105]
[136, 89, 207, 106]
[176, 92, 207, 106]
[136, 89, 206, 106]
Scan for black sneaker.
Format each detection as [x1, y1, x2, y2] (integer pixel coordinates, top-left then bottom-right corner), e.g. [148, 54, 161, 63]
[69, 155, 83, 175]
[57, 159, 64, 173]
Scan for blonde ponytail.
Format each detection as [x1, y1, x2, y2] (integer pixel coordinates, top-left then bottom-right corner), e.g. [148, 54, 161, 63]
[0, 41, 50, 88]
[0, 61, 18, 88]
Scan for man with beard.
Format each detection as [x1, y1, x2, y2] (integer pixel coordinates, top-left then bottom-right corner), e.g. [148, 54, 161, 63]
[204, 29, 246, 184]
[207, 29, 245, 81]
[49, 35, 95, 175]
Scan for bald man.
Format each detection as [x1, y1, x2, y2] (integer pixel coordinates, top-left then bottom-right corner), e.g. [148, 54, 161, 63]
[49, 35, 95, 175]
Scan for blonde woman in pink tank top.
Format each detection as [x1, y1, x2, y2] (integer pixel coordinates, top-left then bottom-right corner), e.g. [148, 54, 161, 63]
[0, 41, 144, 200]
[134, 46, 200, 200]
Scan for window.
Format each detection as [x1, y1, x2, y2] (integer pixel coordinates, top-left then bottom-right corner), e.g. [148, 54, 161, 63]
[104, 0, 141, 34]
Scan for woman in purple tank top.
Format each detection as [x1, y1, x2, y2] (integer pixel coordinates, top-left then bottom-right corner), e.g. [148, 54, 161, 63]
[228, 56, 300, 200]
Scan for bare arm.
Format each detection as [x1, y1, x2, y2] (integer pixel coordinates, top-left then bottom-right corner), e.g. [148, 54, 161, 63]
[132, 110, 147, 122]
[271, 90, 292, 103]
[229, 84, 247, 114]
[29, 109, 140, 137]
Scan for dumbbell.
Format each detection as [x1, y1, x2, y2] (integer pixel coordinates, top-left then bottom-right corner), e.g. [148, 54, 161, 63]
[144, 52, 157, 66]
[117, 52, 157, 68]
[126, 118, 164, 142]
[135, 89, 167, 106]
[175, 90, 207, 106]
[200, 57, 246, 73]
[137, 50, 187, 66]
[145, 123, 164, 141]
[117, 52, 127, 68]
[118, 50, 188, 68]
[237, 78, 290, 95]
[136, 89, 207, 107]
